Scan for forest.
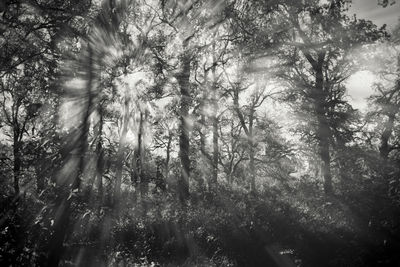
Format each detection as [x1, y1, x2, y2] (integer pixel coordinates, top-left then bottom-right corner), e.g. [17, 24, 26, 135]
[0, 0, 400, 266]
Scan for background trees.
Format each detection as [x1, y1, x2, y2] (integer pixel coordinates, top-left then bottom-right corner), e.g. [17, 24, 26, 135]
[1, 0, 400, 266]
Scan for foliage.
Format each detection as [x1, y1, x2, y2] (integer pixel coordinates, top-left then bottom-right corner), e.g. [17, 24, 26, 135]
[1, 0, 400, 266]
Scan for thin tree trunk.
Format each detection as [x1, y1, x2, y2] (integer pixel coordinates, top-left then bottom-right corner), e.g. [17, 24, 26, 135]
[211, 50, 218, 188]
[228, 135, 234, 184]
[200, 92, 207, 186]
[177, 43, 191, 202]
[227, 120, 236, 185]
[138, 111, 148, 198]
[13, 133, 21, 195]
[212, 114, 218, 186]
[249, 112, 255, 193]
[233, 87, 256, 192]
[95, 103, 104, 199]
[165, 132, 172, 181]
[114, 90, 130, 205]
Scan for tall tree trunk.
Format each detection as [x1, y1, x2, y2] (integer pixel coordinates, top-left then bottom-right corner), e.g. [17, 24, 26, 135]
[319, 134, 332, 194]
[249, 112, 255, 193]
[380, 113, 395, 160]
[74, 47, 93, 191]
[199, 90, 207, 187]
[233, 87, 256, 192]
[13, 132, 21, 195]
[138, 111, 147, 198]
[334, 138, 349, 191]
[165, 132, 172, 181]
[379, 112, 396, 196]
[12, 98, 23, 196]
[302, 50, 333, 195]
[114, 90, 130, 205]
[211, 51, 218, 188]
[314, 59, 333, 195]
[228, 124, 235, 185]
[177, 43, 191, 202]
[95, 103, 104, 199]
[212, 113, 218, 186]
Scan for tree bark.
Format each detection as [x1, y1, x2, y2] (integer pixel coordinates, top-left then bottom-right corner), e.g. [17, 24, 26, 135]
[233, 87, 256, 192]
[113, 90, 130, 205]
[13, 133, 21, 195]
[138, 111, 148, 198]
[379, 112, 396, 196]
[301, 48, 333, 194]
[379, 113, 395, 160]
[314, 56, 333, 195]
[165, 132, 172, 181]
[248, 111, 255, 193]
[211, 54, 218, 188]
[199, 91, 207, 187]
[95, 102, 104, 199]
[74, 45, 94, 190]
[177, 44, 191, 202]
[212, 113, 218, 186]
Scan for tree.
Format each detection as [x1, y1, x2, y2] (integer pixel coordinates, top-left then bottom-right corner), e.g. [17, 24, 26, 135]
[151, 0, 228, 200]
[2, 1, 400, 266]
[234, 0, 386, 194]
[0, 0, 91, 195]
[366, 34, 400, 202]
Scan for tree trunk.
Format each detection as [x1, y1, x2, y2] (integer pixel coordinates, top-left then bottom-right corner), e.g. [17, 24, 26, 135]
[74, 46, 93, 190]
[233, 87, 256, 192]
[95, 103, 104, 199]
[379, 112, 396, 196]
[212, 114, 218, 186]
[177, 44, 191, 202]
[379, 113, 395, 160]
[138, 111, 148, 198]
[302, 50, 333, 195]
[335, 141, 349, 191]
[211, 53, 218, 188]
[13, 133, 21, 195]
[165, 133, 172, 181]
[319, 136, 332, 194]
[314, 59, 333, 195]
[114, 90, 130, 205]
[249, 112, 255, 193]
[228, 125, 235, 185]
[199, 91, 207, 188]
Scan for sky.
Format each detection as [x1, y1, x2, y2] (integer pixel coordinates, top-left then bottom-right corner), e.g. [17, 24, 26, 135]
[348, 0, 400, 30]
[346, 0, 399, 111]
